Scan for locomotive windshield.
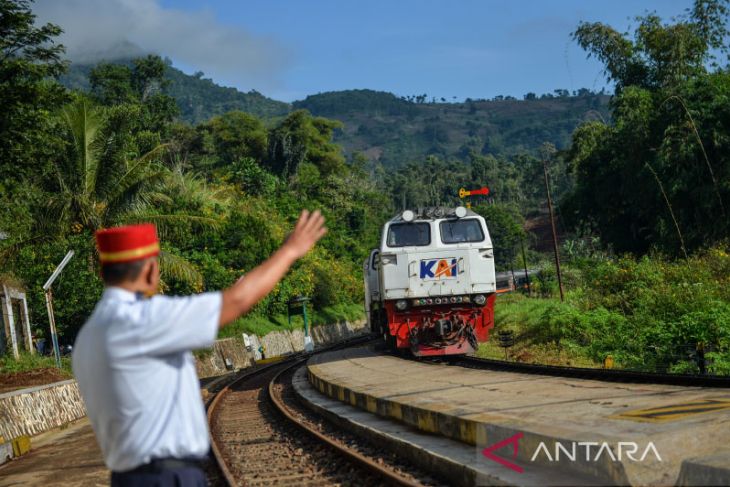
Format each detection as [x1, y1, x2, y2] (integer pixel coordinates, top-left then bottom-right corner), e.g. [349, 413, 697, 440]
[387, 222, 431, 247]
[440, 218, 484, 243]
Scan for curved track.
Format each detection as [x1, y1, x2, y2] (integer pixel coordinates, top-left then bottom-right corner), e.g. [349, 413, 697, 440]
[207, 338, 434, 486]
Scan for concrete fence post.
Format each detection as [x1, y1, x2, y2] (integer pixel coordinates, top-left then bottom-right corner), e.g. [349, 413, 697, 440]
[1, 285, 19, 359]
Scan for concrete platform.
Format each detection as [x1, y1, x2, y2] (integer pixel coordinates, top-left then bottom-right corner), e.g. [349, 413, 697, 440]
[0, 418, 107, 486]
[294, 366, 605, 486]
[0, 374, 235, 486]
[307, 345, 730, 486]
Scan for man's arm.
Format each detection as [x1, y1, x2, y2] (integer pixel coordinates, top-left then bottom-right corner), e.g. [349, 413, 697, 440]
[219, 210, 326, 327]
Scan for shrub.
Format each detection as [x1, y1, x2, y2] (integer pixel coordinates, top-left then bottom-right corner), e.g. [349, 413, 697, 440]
[492, 246, 730, 373]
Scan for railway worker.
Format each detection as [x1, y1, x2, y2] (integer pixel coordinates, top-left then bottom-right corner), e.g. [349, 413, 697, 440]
[73, 210, 326, 487]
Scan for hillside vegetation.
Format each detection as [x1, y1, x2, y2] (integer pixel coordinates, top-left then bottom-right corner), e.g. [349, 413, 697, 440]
[479, 248, 730, 374]
[1, 0, 729, 376]
[63, 62, 610, 166]
[295, 89, 610, 166]
[61, 59, 290, 124]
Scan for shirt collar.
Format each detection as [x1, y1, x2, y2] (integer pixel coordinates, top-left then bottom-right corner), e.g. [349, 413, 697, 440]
[102, 287, 142, 303]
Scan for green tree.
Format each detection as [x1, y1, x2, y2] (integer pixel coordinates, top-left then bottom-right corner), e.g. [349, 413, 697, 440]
[266, 110, 345, 179]
[89, 63, 136, 105]
[0, 0, 67, 191]
[227, 157, 278, 196]
[44, 98, 215, 286]
[473, 203, 526, 270]
[89, 56, 179, 134]
[132, 55, 168, 101]
[573, 0, 729, 90]
[46, 99, 159, 234]
[566, 0, 730, 253]
[201, 111, 268, 166]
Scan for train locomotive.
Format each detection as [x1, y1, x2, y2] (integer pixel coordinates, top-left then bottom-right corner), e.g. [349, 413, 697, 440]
[364, 206, 497, 357]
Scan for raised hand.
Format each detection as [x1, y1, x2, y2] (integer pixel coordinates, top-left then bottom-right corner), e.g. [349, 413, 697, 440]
[283, 210, 327, 259]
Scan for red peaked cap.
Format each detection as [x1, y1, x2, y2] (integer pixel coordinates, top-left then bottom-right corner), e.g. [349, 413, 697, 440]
[95, 223, 160, 264]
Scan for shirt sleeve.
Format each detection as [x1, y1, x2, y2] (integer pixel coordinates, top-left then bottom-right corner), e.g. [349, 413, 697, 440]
[138, 292, 222, 356]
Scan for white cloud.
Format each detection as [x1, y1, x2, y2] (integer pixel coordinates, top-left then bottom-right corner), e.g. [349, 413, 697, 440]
[33, 0, 289, 90]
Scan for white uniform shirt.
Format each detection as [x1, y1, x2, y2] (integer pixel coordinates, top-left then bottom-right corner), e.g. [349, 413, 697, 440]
[73, 287, 221, 472]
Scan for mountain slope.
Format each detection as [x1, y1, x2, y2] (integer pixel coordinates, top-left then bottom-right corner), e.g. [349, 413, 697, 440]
[60, 60, 290, 123]
[61, 61, 609, 166]
[294, 89, 610, 166]
[164, 67, 290, 123]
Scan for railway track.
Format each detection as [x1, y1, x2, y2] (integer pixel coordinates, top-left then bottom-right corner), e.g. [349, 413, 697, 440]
[435, 353, 730, 387]
[207, 338, 440, 486]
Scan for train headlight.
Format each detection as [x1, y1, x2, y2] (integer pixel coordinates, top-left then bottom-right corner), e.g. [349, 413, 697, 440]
[395, 299, 408, 311]
[473, 294, 487, 306]
[380, 254, 397, 265]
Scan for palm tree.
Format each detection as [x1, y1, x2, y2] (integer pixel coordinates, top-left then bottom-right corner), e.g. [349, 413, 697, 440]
[42, 98, 224, 287]
[46, 99, 165, 233]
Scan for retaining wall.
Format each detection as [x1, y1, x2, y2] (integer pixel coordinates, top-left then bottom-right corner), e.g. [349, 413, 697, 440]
[0, 318, 368, 444]
[0, 380, 85, 441]
[195, 337, 253, 378]
[259, 319, 368, 357]
[312, 320, 367, 346]
[196, 318, 367, 378]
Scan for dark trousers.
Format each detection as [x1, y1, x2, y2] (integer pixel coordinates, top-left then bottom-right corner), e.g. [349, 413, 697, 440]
[111, 466, 206, 487]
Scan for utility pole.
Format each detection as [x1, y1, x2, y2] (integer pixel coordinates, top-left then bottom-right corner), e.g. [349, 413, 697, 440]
[520, 237, 531, 296]
[509, 249, 516, 292]
[541, 145, 564, 301]
[43, 250, 75, 367]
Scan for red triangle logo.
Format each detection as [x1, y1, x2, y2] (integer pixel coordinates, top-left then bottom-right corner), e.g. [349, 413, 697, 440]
[481, 432, 524, 473]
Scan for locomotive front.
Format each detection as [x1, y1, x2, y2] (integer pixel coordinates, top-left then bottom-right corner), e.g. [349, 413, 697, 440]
[365, 207, 497, 356]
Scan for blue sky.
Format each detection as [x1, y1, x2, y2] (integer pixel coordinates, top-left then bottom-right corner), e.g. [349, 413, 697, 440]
[40, 0, 692, 102]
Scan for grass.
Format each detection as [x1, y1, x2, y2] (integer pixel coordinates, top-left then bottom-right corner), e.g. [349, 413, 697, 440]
[218, 302, 364, 339]
[475, 293, 602, 368]
[0, 352, 72, 375]
[0, 353, 73, 393]
[476, 246, 730, 374]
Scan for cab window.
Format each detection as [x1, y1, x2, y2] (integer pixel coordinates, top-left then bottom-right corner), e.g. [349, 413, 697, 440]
[387, 223, 431, 247]
[440, 219, 484, 243]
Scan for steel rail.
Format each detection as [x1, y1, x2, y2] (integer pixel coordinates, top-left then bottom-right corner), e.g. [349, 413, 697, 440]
[207, 334, 396, 487]
[436, 354, 730, 387]
[268, 359, 422, 487]
[207, 357, 292, 486]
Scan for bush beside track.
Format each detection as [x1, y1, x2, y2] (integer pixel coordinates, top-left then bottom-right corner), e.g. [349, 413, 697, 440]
[478, 247, 730, 375]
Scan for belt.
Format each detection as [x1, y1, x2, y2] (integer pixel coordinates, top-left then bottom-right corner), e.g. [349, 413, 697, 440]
[121, 457, 203, 474]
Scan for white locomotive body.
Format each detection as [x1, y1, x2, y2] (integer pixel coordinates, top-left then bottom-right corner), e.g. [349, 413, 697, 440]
[365, 207, 497, 356]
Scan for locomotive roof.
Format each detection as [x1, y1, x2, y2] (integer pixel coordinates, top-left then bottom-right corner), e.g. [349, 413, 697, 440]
[389, 207, 480, 223]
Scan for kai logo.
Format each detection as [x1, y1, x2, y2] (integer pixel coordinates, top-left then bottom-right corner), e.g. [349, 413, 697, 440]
[420, 258, 458, 280]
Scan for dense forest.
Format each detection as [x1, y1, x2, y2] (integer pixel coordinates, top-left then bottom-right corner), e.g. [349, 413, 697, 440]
[1, 0, 729, 372]
[295, 89, 610, 166]
[61, 59, 290, 124]
[484, 0, 730, 373]
[62, 60, 611, 166]
[0, 0, 389, 343]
